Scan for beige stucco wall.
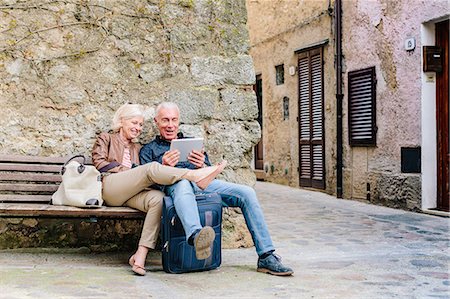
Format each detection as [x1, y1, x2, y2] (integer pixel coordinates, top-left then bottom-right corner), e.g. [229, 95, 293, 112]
[247, 0, 336, 192]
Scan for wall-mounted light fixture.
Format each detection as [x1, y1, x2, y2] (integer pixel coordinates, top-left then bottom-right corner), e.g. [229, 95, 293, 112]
[288, 66, 296, 76]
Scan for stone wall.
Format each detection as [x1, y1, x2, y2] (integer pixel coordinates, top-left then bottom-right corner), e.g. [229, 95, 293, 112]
[0, 213, 253, 252]
[0, 0, 255, 250]
[0, 217, 143, 252]
[0, 0, 258, 182]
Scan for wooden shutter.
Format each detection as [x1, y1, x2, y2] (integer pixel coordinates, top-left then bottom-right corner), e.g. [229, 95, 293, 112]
[348, 67, 377, 146]
[298, 48, 325, 189]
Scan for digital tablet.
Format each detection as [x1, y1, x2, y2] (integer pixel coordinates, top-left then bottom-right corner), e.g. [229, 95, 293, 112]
[169, 138, 204, 162]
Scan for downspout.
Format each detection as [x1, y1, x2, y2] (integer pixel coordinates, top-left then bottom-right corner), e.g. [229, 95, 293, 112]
[335, 0, 343, 198]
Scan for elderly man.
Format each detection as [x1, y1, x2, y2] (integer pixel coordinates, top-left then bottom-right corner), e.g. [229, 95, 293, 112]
[140, 102, 293, 276]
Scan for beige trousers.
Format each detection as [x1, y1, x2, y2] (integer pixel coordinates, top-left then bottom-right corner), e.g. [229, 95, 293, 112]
[102, 162, 189, 249]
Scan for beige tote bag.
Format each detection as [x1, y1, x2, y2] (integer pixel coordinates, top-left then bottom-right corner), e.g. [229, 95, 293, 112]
[51, 155, 103, 208]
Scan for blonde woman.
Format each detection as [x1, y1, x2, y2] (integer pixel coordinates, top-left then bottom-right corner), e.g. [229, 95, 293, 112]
[92, 103, 226, 275]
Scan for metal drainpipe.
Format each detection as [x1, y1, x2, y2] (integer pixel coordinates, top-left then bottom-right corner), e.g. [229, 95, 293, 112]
[335, 0, 343, 198]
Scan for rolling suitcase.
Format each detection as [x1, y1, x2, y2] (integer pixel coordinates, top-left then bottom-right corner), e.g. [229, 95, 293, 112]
[161, 193, 222, 274]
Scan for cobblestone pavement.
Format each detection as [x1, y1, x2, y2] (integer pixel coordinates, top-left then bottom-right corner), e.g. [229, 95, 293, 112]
[0, 182, 449, 299]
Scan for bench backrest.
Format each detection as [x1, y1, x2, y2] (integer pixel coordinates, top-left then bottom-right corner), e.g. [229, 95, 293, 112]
[0, 155, 92, 204]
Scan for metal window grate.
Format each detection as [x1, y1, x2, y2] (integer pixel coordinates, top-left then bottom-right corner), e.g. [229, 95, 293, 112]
[275, 64, 284, 85]
[283, 96, 289, 120]
[348, 66, 377, 146]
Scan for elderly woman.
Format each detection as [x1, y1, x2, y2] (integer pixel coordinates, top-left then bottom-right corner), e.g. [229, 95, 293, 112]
[92, 103, 225, 275]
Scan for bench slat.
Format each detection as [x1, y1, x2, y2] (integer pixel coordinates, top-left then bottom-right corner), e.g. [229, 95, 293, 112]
[0, 164, 62, 173]
[0, 155, 66, 164]
[0, 154, 140, 219]
[0, 173, 62, 182]
[0, 183, 58, 192]
[0, 194, 51, 203]
[0, 203, 145, 219]
[0, 155, 92, 164]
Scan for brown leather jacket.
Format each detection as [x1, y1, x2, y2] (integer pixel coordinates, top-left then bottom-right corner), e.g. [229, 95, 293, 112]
[91, 132, 141, 173]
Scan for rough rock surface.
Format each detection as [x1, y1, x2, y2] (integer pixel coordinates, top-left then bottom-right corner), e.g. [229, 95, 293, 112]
[0, 0, 255, 250]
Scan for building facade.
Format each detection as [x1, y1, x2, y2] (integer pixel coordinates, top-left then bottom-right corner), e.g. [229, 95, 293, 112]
[247, 0, 449, 213]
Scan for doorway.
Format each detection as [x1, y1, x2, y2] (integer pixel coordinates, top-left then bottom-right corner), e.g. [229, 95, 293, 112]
[254, 74, 264, 171]
[436, 19, 449, 211]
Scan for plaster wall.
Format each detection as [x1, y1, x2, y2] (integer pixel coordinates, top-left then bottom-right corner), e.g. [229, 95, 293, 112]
[247, 0, 335, 190]
[342, 0, 448, 209]
[247, 0, 330, 46]
[421, 23, 437, 210]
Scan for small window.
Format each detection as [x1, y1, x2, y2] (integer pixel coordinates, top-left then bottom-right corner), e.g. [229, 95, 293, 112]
[348, 66, 377, 146]
[275, 64, 284, 85]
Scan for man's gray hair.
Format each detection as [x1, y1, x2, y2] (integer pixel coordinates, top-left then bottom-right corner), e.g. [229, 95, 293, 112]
[155, 102, 179, 117]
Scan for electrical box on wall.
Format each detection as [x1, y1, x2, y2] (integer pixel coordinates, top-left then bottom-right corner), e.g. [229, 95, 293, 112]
[401, 147, 421, 173]
[423, 46, 442, 72]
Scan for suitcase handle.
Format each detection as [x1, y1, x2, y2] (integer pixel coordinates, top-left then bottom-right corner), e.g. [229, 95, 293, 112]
[195, 193, 208, 201]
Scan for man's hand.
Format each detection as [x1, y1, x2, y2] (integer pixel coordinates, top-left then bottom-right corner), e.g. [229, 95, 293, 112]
[162, 150, 180, 167]
[188, 149, 205, 168]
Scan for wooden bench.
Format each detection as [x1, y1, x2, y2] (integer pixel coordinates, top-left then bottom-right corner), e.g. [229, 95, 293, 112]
[0, 155, 145, 219]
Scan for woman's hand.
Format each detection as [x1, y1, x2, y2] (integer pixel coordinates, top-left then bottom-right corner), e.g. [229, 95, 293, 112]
[162, 150, 180, 167]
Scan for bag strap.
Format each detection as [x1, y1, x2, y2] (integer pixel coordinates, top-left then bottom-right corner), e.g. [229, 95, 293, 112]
[61, 155, 86, 175]
[98, 161, 121, 173]
[64, 155, 86, 166]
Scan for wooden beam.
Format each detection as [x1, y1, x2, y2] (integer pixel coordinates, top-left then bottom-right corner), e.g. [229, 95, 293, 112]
[0, 164, 62, 173]
[0, 173, 62, 182]
[0, 203, 145, 219]
[0, 183, 58, 192]
[0, 194, 51, 203]
[0, 155, 92, 164]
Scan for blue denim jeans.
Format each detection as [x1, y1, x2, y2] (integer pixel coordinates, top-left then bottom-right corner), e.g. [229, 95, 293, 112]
[164, 179, 275, 256]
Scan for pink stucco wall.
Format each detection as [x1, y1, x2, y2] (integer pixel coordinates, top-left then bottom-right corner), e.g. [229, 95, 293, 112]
[342, 0, 447, 207]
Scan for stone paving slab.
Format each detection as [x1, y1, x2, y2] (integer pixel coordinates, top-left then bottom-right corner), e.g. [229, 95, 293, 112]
[0, 181, 449, 299]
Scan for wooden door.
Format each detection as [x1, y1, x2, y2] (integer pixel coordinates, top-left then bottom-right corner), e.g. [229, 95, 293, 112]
[254, 75, 264, 170]
[298, 48, 326, 189]
[436, 20, 449, 211]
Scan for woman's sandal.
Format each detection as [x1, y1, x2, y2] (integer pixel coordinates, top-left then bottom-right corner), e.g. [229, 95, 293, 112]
[128, 255, 146, 276]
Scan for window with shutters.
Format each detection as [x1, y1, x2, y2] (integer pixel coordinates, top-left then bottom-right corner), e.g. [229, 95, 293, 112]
[298, 47, 325, 189]
[348, 67, 377, 146]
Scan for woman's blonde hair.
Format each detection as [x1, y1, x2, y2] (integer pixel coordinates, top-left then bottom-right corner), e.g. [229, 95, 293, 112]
[112, 103, 146, 132]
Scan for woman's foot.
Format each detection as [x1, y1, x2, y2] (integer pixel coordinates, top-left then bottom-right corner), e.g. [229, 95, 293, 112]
[129, 255, 146, 276]
[183, 161, 227, 190]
